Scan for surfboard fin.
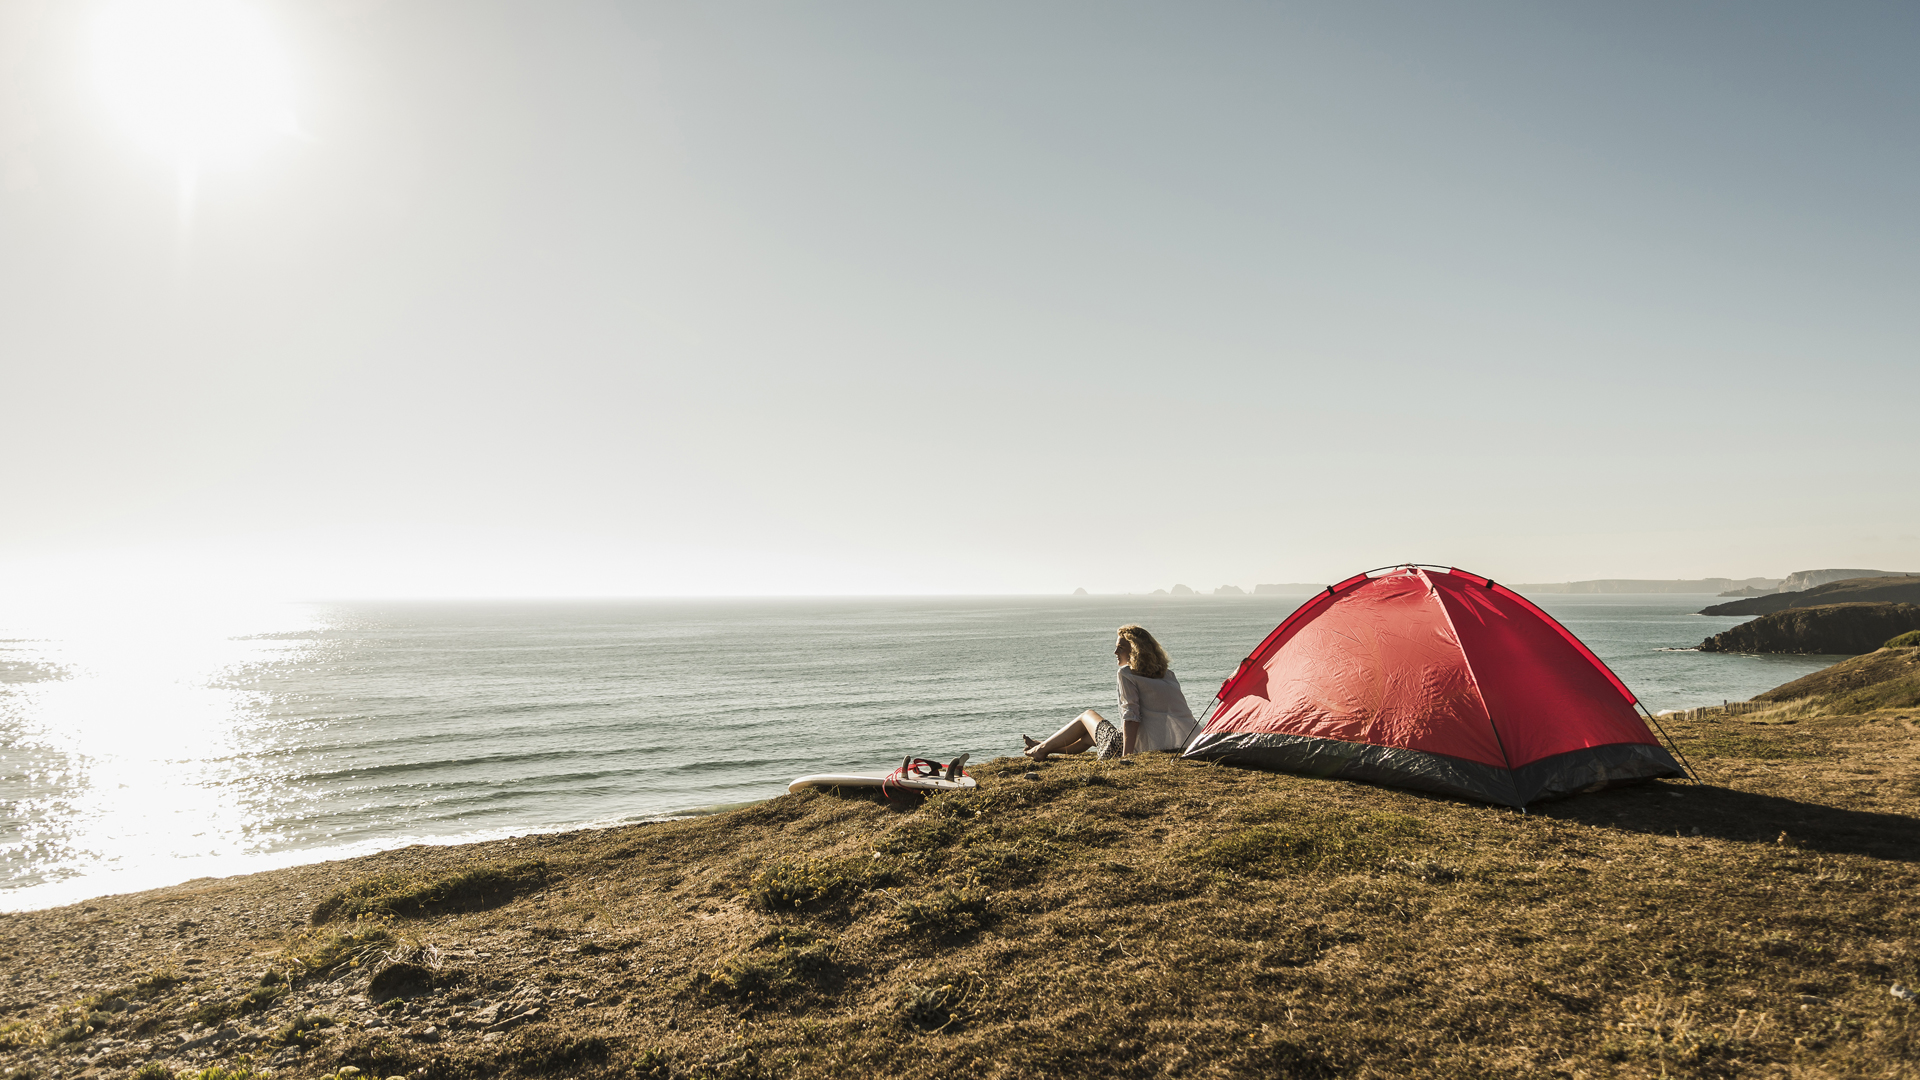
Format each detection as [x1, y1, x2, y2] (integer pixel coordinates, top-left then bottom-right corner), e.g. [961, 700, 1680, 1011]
[944, 753, 969, 781]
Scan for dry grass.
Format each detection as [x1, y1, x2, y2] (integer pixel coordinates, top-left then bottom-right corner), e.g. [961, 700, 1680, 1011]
[1, 698, 1916, 1079]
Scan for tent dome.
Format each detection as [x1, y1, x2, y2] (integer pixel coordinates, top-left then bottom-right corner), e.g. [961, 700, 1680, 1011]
[1181, 566, 1685, 806]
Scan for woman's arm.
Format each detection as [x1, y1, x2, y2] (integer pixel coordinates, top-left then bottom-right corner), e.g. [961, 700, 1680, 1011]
[1117, 670, 1143, 756]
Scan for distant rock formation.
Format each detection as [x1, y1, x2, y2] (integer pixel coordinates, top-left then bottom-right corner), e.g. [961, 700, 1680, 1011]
[1698, 603, 1920, 655]
[1150, 589, 1168, 596]
[1212, 585, 1246, 596]
[1254, 583, 1326, 595]
[1699, 576, 1920, 617]
[1516, 577, 1778, 594]
[1170, 584, 1195, 596]
[1774, 569, 1906, 593]
[1072, 588, 1088, 596]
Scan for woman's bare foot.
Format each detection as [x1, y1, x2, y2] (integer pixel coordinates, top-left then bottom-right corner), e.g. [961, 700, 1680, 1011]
[1023, 742, 1050, 762]
[1021, 735, 1040, 750]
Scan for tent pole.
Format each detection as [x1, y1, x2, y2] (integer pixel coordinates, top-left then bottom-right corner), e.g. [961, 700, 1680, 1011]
[1422, 568, 1525, 810]
[1639, 702, 1705, 785]
[1179, 697, 1216, 751]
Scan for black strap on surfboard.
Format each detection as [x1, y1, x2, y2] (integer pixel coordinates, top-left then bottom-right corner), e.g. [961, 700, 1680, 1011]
[883, 756, 960, 799]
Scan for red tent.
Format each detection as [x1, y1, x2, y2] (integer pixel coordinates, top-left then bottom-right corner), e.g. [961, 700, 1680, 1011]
[1182, 566, 1686, 806]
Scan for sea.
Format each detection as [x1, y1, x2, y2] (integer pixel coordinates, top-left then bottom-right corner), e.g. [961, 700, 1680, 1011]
[0, 592, 1841, 912]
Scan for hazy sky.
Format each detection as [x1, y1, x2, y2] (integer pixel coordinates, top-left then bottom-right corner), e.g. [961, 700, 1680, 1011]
[2, 1, 1916, 598]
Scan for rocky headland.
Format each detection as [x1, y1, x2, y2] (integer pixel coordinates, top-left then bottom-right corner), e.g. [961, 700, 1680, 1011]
[1697, 603, 1920, 655]
[1720, 570, 1915, 597]
[1699, 576, 1920, 617]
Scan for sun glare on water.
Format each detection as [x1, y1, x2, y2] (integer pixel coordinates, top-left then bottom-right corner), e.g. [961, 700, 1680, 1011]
[92, 0, 295, 166]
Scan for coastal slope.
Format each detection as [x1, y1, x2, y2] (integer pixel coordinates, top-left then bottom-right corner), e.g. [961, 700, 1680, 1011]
[1754, 644, 1920, 711]
[1, 705, 1916, 1078]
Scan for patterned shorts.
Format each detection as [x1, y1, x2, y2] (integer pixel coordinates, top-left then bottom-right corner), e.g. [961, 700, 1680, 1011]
[1092, 718, 1123, 760]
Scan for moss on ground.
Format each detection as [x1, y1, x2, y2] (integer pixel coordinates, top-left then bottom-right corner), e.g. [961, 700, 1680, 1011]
[310, 860, 549, 924]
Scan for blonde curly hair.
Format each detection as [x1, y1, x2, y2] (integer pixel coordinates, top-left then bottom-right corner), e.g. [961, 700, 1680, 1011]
[1116, 624, 1171, 679]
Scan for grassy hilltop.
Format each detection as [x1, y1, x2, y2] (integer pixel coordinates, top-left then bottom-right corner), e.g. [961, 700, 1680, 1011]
[2, 657, 1919, 1080]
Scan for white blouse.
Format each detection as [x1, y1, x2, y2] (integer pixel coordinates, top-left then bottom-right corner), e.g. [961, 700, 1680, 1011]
[1116, 666, 1198, 753]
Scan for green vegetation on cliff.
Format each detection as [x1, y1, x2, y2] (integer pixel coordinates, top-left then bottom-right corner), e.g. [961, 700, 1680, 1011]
[1755, 644, 1920, 713]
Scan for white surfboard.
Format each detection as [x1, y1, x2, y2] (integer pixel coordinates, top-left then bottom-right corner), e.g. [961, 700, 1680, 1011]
[788, 754, 974, 795]
[787, 772, 977, 794]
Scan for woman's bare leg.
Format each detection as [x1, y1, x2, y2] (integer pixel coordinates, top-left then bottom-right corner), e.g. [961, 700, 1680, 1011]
[1025, 709, 1106, 761]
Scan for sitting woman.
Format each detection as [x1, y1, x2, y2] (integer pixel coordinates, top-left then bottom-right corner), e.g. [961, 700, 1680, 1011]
[1023, 624, 1197, 761]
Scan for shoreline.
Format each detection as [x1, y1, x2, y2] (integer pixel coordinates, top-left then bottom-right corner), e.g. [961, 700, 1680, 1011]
[0, 801, 765, 917]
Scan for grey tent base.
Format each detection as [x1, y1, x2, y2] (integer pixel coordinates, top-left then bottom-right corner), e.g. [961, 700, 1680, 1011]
[1181, 732, 1686, 808]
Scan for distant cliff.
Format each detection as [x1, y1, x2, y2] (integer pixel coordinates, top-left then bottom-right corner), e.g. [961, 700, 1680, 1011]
[1775, 568, 1907, 593]
[1699, 576, 1920, 617]
[1516, 577, 1777, 594]
[1698, 603, 1920, 655]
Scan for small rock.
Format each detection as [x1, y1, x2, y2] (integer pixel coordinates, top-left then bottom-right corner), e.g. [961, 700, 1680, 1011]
[571, 994, 593, 1007]
[176, 1028, 227, 1052]
[417, 1027, 441, 1043]
[1894, 984, 1918, 1002]
[1023, 771, 1040, 782]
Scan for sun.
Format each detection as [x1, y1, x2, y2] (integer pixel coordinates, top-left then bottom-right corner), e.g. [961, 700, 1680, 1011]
[92, 0, 295, 165]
